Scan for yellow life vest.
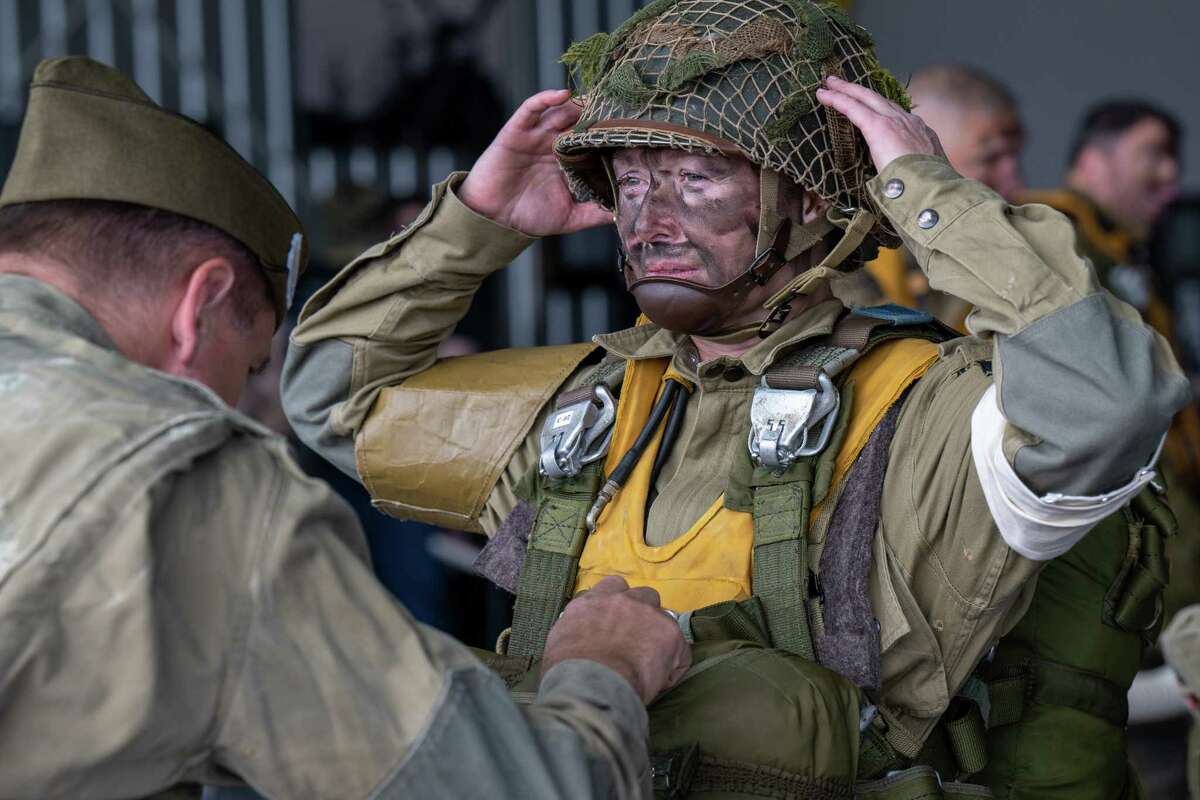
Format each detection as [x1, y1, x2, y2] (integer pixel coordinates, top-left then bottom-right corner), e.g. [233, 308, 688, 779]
[574, 337, 940, 612]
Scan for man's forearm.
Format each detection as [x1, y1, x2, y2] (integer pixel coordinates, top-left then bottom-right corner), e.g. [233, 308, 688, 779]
[281, 172, 535, 477]
[375, 662, 649, 800]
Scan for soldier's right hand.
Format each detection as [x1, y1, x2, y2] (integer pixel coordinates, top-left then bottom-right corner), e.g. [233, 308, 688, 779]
[458, 89, 611, 237]
[542, 576, 691, 704]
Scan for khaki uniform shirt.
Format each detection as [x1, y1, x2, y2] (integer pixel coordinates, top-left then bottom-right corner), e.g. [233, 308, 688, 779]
[282, 155, 1188, 752]
[0, 276, 649, 800]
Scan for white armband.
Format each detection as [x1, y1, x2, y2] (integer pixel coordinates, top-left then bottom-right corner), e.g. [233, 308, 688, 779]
[970, 385, 1163, 561]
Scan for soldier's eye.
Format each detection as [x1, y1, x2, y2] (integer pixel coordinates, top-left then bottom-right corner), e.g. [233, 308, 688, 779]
[616, 175, 646, 194]
[681, 171, 708, 183]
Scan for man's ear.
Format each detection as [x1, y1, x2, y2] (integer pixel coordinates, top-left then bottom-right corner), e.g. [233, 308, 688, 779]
[801, 190, 829, 224]
[778, 178, 829, 225]
[168, 258, 236, 368]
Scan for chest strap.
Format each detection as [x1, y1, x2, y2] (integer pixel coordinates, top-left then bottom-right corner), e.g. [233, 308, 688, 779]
[748, 306, 951, 661]
[507, 463, 605, 658]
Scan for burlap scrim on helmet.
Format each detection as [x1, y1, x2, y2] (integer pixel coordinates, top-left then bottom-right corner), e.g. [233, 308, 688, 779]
[554, 0, 908, 247]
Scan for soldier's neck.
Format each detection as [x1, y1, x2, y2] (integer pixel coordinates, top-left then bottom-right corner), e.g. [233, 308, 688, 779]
[691, 285, 831, 364]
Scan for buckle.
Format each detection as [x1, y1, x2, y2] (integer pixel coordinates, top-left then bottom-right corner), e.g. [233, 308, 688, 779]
[747, 371, 840, 469]
[746, 245, 780, 285]
[539, 384, 616, 479]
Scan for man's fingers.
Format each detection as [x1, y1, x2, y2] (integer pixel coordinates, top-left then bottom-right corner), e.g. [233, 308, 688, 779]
[823, 75, 899, 115]
[815, 87, 881, 134]
[540, 101, 584, 135]
[512, 89, 575, 130]
[624, 585, 662, 608]
[564, 201, 615, 234]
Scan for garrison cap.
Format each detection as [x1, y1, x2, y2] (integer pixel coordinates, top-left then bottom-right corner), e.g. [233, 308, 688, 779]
[1162, 604, 1200, 697]
[0, 56, 305, 323]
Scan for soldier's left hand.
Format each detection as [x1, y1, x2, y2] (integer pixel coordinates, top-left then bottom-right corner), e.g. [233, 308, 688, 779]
[815, 75, 947, 172]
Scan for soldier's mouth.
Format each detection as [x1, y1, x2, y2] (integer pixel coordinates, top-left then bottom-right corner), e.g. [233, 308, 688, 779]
[642, 260, 705, 280]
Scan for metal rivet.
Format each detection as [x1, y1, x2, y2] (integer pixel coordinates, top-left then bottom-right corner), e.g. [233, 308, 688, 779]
[883, 178, 904, 199]
[917, 208, 939, 229]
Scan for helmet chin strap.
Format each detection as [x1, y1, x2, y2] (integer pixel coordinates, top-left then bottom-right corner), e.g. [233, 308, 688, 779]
[756, 204, 877, 336]
[610, 165, 873, 337]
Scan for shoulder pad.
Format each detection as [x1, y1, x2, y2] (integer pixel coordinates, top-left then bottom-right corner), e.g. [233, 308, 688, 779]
[357, 343, 598, 533]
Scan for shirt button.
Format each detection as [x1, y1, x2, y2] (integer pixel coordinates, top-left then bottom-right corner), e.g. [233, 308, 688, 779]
[917, 208, 939, 229]
[722, 366, 746, 382]
[883, 178, 904, 199]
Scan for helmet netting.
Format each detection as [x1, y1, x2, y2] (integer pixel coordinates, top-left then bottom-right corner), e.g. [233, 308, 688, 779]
[554, 0, 908, 247]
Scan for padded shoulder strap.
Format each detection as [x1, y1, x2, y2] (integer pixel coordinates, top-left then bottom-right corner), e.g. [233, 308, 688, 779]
[357, 342, 598, 533]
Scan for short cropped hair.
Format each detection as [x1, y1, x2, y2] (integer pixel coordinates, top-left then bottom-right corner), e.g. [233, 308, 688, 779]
[1068, 100, 1182, 167]
[908, 64, 1017, 115]
[0, 199, 271, 329]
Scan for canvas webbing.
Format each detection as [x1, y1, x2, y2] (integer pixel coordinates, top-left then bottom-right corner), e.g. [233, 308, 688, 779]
[986, 657, 1130, 729]
[751, 311, 951, 659]
[751, 475, 816, 659]
[507, 463, 604, 658]
[1105, 487, 1176, 640]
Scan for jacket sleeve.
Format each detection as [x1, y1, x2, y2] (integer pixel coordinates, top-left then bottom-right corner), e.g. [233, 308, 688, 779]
[208, 436, 650, 800]
[870, 154, 1190, 561]
[280, 172, 536, 480]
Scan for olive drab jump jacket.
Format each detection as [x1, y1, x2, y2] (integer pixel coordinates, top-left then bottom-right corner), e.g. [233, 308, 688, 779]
[0, 276, 653, 800]
[282, 154, 1189, 756]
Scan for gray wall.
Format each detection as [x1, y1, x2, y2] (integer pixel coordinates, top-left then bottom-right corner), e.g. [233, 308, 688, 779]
[856, 0, 1200, 192]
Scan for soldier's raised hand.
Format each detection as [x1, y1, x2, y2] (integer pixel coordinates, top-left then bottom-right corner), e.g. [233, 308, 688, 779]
[816, 75, 947, 172]
[458, 89, 611, 237]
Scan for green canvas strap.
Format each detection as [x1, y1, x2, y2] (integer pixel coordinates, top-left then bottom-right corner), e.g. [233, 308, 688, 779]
[856, 766, 991, 800]
[1104, 486, 1177, 642]
[507, 464, 604, 658]
[750, 465, 817, 659]
[986, 655, 1130, 729]
[748, 307, 955, 659]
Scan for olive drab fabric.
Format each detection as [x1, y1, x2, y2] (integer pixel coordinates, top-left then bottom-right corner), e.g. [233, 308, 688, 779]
[975, 493, 1176, 800]
[0, 57, 306, 321]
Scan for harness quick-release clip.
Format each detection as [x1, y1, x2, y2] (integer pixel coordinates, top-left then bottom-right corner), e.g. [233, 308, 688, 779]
[748, 371, 840, 469]
[539, 384, 616, 480]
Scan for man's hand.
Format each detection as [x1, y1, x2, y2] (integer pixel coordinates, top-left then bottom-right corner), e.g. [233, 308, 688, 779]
[542, 576, 691, 704]
[458, 89, 611, 237]
[816, 75, 947, 172]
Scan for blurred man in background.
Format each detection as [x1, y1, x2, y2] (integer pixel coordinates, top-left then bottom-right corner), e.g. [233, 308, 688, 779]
[0, 56, 689, 800]
[1023, 101, 1181, 335]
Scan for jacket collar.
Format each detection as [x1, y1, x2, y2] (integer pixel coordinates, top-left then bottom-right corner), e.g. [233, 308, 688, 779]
[592, 298, 846, 376]
[0, 273, 120, 352]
